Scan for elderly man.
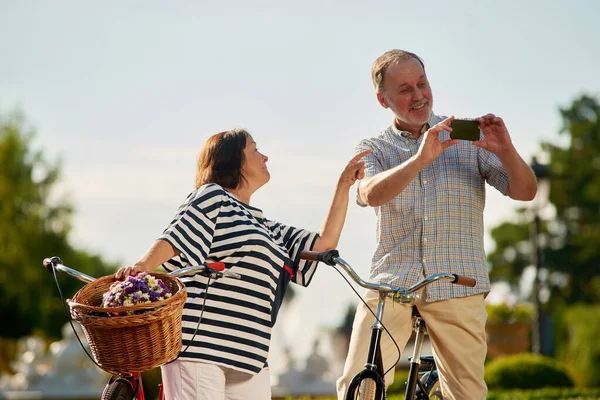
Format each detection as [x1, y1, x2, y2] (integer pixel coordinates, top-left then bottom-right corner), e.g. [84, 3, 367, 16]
[337, 49, 537, 400]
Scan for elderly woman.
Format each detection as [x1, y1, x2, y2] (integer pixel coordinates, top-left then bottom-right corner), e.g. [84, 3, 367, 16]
[115, 128, 369, 399]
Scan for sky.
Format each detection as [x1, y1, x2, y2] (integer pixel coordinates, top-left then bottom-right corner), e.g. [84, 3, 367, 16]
[2, 0, 600, 379]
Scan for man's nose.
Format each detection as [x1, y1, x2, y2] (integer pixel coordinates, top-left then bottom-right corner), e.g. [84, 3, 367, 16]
[412, 88, 424, 101]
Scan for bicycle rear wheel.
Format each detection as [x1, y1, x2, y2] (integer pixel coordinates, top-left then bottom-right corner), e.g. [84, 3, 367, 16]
[102, 379, 135, 400]
[416, 371, 443, 400]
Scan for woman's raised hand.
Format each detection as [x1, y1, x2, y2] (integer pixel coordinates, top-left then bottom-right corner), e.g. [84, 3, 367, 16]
[339, 149, 371, 187]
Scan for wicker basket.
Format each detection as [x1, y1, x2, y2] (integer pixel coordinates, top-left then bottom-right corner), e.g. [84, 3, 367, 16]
[68, 272, 187, 374]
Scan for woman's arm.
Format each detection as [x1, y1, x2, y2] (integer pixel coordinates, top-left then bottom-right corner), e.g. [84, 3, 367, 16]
[313, 150, 371, 251]
[114, 239, 180, 279]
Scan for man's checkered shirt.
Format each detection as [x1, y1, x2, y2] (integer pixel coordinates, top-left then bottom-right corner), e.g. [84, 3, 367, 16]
[356, 113, 509, 302]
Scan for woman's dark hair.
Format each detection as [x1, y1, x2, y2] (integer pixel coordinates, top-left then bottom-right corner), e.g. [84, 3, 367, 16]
[195, 128, 251, 189]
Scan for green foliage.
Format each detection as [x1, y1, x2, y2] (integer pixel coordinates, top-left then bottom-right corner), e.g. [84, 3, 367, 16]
[555, 304, 600, 387]
[540, 94, 600, 304]
[142, 367, 162, 400]
[0, 112, 117, 341]
[487, 218, 532, 286]
[284, 387, 600, 400]
[484, 353, 574, 390]
[386, 368, 410, 395]
[488, 94, 600, 305]
[487, 302, 533, 323]
[486, 387, 600, 400]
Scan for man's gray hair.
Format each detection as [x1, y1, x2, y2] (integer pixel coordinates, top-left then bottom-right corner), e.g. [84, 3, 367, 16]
[371, 49, 426, 93]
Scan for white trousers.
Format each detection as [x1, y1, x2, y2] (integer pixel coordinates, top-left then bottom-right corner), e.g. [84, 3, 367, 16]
[337, 290, 488, 400]
[161, 360, 271, 400]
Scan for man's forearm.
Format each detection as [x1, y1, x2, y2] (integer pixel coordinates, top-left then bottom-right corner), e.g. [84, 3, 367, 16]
[359, 155, 427, 207]
[497, 147, 538, 201]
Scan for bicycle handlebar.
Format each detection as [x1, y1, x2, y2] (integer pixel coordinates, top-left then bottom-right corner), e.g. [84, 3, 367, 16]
[300, 250, 476, 297]
[43, 256, 241, 283]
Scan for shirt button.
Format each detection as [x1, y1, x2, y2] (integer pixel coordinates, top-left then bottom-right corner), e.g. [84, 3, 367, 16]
[424, 238, 428, 243]
[423, 180, 428, 184]
[424, 216, 428, 221]
[422, 258, 427, 263]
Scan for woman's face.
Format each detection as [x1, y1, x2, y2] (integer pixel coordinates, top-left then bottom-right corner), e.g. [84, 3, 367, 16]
[241, 137, 270, 189]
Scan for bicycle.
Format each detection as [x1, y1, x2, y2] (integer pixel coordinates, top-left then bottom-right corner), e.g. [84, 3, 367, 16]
[43, 256, 240, 400]
[300, 249, 476, 400]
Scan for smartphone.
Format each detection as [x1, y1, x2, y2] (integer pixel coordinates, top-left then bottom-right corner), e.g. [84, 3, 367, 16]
[450, 119, 480, 141]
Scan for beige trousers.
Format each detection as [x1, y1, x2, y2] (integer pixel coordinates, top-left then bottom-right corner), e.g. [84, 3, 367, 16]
[161, 360, 271, 400]
[336, 290, 488, 400]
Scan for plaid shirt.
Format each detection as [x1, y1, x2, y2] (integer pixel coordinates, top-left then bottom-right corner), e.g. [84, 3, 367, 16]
[356, 113, 509, 302]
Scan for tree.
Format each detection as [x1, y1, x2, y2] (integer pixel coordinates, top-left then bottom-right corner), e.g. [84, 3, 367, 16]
[487, 94, 600, 305]
[0, 112, 116, 340]
[542, 94, 600, 304]
[487, 213, 531, 288]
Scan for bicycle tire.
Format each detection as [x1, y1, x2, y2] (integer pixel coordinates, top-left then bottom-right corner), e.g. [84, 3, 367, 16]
[102, 379, 135, 400]
[347, 371, 386, 400]
[358, 377, 379, 400]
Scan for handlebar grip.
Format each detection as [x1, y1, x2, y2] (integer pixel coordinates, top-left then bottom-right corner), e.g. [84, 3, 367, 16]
[206, 262, 225, 272]
[299, 249, 339, 266]
[300, 251, 319, 261]
[452, 274, 476, 287]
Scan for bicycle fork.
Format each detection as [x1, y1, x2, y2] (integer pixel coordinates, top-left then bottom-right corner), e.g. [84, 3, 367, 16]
[346, 292, 388, 399]
[405, 312, 427, 399]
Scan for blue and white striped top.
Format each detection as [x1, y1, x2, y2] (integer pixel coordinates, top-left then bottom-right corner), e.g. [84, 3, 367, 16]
[356, 113, 509, 302]
[159, 183, 319, 374]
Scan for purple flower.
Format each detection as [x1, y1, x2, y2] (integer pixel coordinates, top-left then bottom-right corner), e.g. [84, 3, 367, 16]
[102, 272, 172, 316]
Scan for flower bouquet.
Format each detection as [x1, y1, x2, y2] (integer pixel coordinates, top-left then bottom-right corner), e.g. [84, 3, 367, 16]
[102, 272, 172, 316]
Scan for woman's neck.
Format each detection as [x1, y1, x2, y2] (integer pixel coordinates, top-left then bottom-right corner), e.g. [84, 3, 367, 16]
[225, 186, 252, 205]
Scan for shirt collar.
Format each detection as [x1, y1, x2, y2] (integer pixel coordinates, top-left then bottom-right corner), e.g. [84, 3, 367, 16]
[392, 112, 438, 139]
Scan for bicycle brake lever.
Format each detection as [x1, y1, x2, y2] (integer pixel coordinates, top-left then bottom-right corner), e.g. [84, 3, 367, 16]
[206, 270, 242, 280]
[222, 271, 242, 279]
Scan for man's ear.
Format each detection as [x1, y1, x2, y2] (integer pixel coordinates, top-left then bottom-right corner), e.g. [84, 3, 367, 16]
[376, 92, 389, 109]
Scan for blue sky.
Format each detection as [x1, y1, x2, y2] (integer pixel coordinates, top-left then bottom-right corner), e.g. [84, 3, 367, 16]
[2, 0, 599, 374]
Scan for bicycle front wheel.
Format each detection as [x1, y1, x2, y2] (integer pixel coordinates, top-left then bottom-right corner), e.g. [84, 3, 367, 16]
[358, 377, 379, 400]
[102, 379, 135, 400]
[350, 377, 386, 400]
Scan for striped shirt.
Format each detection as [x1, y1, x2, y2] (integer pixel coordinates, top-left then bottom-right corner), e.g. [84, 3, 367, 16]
[356, 113, 509, 302]
[159, 183, 319, 374]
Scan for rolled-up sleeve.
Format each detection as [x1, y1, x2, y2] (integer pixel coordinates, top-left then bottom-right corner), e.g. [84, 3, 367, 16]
[265, 220, 319, 287]
[355, 139, 383, 207]
[159, 185, 223, 270]
[478, 147, 509, 196]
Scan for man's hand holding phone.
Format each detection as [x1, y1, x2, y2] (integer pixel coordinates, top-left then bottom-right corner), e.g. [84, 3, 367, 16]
[472, 113, 515, 156]
[418, 116, 459, 164]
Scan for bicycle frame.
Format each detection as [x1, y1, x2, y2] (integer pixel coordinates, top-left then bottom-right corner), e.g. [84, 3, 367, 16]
[346, 292, 433, 399]
[300, 249, 475, 400]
